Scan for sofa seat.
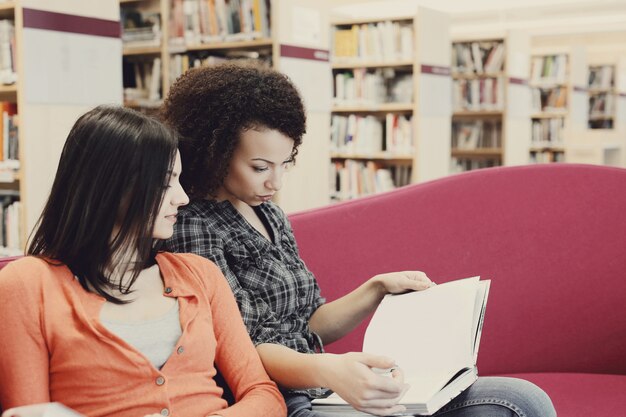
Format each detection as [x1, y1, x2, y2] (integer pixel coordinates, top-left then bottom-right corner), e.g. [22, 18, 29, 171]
[500, 373, 626, 417]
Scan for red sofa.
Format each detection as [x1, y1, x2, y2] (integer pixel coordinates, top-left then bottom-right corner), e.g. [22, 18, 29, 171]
[289, 163, 626, 417]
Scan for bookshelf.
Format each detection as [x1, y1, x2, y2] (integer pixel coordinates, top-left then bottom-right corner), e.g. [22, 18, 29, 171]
[2, 1, 121, 254]
[0, 3, 20, 255]
[451, 31, 531, 173]
[328, 5, 451, 202]
[119, 0, 332, 213]
[120, 0, 165, 111]
[566, 56, 626, 167]
[529, 46, 587, 163]
[587, 64, 616, 130]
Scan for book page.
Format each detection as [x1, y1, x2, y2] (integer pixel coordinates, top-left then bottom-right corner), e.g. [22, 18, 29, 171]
[363, 277, 481, 378]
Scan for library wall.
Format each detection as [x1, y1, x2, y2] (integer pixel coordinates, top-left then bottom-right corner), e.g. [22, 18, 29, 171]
[20, 1, 122, 234]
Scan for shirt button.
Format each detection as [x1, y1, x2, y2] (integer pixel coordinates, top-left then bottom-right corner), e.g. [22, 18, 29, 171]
[164, 287, 173, 294]
[160, 408, 170, 416]
[177, 346, 184, 355]
[155, 376, 165, 386]
[299, 290, 306, 297]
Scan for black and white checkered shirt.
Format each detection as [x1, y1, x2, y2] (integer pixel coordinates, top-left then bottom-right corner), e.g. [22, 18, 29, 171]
[165, 199, 329, 398]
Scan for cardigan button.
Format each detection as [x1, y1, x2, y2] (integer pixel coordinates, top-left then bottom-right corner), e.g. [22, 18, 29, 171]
[177, 346, 185, 355]
[156, 376, 165, 386]
[160, 408, 170, 416]
[164, 287, 173, 294]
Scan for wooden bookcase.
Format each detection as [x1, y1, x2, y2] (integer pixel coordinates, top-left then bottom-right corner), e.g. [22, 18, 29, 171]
[451, 31, 531, 173]
[328, 6, 451, 202]
[566, 55, 626, 167]
[0, 1, 20, 255]
[1, 1, 122, 254]
[587, 64, 616, 130]
[529, 46, 587, 163]
[119, 0, 333, 213]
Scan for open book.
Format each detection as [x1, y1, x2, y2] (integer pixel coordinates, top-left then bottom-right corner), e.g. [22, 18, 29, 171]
[313, 276, 490, 416]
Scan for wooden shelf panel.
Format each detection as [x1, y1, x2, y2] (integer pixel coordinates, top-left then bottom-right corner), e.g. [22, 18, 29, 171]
[0, 83, 17, 101]
[588, 88, 616, 95]
[332, 103, 413, 113]
[0, 2, 15, 19]
[331, 152, 413, 161]
[530, 147, 565, 152]
[332, 60, 413, 70]
[529, 81, 569, 89]
[453, 110, 503, 118]
[451, 148, 503, 157]
[182, 38, 273, 53]
[123, 45, 162, 56]
[331, 16, 413, 26]
[452, 71, 505, 80]
[119, 0, 143, 3]
[531, 112, 567, 119]
[589, 114, 614, 121]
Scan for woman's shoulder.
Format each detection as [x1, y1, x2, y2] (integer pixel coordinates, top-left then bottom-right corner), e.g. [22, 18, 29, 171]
[158, 252, 222, 279]
[0, 256, 67, 293]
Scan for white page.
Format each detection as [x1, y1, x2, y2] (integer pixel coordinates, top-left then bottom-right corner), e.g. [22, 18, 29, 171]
[363, 277, 480, 377]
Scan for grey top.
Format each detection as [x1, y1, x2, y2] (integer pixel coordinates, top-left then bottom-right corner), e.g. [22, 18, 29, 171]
[102, 300, 182, 370]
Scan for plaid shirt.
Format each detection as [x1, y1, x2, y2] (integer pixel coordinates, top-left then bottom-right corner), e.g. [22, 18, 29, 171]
[165, 199, 329, 398]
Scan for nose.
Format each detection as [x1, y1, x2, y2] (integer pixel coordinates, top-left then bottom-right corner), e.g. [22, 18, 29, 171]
[266, 169, 283, 192]
[175, 184, 189, 207]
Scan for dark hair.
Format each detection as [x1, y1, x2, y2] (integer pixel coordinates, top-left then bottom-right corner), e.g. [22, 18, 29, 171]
[27, 105, 179, 303]
[160, 60, 306, 200]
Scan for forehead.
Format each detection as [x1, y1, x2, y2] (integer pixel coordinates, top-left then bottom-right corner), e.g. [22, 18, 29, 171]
[237, 128, 294, 159]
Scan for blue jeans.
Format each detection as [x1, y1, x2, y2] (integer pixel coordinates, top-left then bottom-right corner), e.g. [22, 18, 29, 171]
[287, 376, 556, 417]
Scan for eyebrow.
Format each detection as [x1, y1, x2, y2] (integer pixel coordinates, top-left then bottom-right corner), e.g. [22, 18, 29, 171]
[251, 157, 292, 165]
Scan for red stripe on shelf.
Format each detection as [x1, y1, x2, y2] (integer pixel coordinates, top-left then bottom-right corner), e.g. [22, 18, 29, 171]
[573, 86, 588, 93]
[509, 77, 528, 86]
[23, 8, 120, 38]
[619, 92, 626, 98]
[280, 44, 329, 62]
[421, 65, 451, 76]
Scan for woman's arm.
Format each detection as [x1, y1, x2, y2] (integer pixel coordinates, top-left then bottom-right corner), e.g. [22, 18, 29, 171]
[309, 271, 434, 345]
[207, 262, 287, 417]
[0, 262, 51, 408]
[256, 343, 408, 416]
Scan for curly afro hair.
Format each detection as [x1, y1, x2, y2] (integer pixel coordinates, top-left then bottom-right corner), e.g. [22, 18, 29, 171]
[160, 60, 306, 200]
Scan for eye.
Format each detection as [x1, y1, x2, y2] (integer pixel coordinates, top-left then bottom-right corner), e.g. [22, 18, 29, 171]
[253, 166, 269, 173]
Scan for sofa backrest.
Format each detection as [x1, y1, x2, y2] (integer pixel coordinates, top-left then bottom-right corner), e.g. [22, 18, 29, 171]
[289, 164, 626, 376]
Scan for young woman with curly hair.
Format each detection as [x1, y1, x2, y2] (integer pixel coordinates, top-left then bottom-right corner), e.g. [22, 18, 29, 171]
[161, 61, 555, 417]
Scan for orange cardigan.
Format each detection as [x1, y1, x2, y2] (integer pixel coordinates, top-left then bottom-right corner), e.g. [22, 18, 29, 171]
[0, 253, 286, 417]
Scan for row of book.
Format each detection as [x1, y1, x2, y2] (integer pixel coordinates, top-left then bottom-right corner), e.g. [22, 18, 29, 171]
[0, 20, 16, 85]
[588, 65, 614, 90]
[123, 57, 162, 106]
[452, 120, 502, 150]
[0, 102, 17, 165]
[169, 51, 270, 85]
[530, 54, 568, 85]
[334, 69, 412, 106]
[120, 8, 161, 48]
[529, 149, 565, 163]
[0, 195, 21, 254]
[589, 93, 614, 118]
[452, 78, 504, 112]
[330, 160, 411, 201]
[330, 114, 413, 155]
[531, 118, 565, 147]
[531, 86, 567, 113]
[450, 157, 501, 173]
[451, 41, 505, 74]
[333, 21, 413, 63]
[169, 0, 271, 46]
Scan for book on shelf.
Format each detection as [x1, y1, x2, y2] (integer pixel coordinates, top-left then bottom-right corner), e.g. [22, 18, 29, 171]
[313, 276, 491, 416]
[588, 65, 614, 90]
[121, 9, 161, 48]
[452, 41, 504, 75]
[0, 19, 16, 85]
[170, 0, 270, 46]
[333, 21, 413, 63]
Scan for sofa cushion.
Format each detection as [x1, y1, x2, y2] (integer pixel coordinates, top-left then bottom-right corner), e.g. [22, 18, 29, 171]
[500, 373, 626, 417]
[289, 164, 626, 376]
